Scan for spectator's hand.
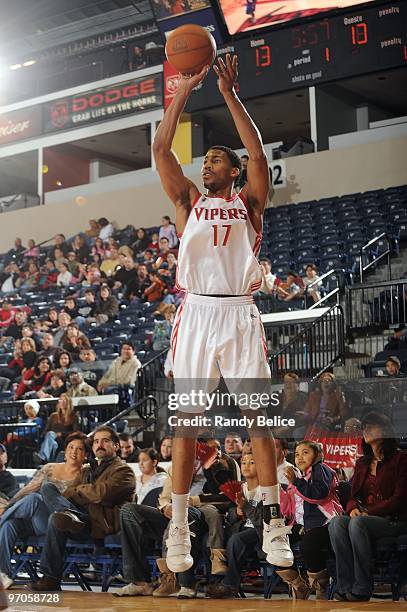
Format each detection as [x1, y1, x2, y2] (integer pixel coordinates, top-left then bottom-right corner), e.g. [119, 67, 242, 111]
[97, 383, 106, 392]
[350, 508, 363, 518]
[162, 504, 172, 519]
[166, 370, 174, 380]
[284, 466, 297, 484]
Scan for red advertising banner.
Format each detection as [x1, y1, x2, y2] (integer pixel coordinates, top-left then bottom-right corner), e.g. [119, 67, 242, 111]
[164, 61, 181, 110]
[0, 107, 42, 145]
[43, 73, 163, 133]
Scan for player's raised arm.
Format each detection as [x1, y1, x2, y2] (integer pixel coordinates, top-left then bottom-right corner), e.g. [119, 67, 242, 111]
[153, 67, 208, 212]
[214, 54, 270, 216]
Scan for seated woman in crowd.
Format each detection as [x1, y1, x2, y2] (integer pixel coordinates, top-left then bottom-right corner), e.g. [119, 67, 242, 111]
[14, 357, 52, 399]
[56, 350, 73, 374]
[91, 237, 107, 259]
[23, 239, 40, 259]
[276, 440, 342, 600]
[60, 323, 91, 360]
[143, 272, 165, 304]
[56, 261, 73, 287]
[159, 436, 172, 462]
[91, 284, 119, 324]
[34, 393, 79, 464]
[72, 234, 89, 264]
[43, 308, 59, 334]
[0, 432, 88, 589]
[0, 341, 23, 391]
[329, 412, 407, 602]
[20, 262, 41, 289]
[304, 371, 347, 431]
[136, 448, 167, 505]
[132, 228, 150, 255]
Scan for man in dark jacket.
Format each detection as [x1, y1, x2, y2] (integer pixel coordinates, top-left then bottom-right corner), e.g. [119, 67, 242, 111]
[29, 426, 136, 591]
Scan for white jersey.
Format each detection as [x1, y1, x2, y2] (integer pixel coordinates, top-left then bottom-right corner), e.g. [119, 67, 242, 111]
[176, 192, 262, 295]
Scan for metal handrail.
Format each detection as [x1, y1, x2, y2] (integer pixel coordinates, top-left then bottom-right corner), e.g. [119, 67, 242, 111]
[99, 394, 158, 430]
[359, 232, 392, 282]
[269, 303, 345, 379]
[304, 268, 342, 309]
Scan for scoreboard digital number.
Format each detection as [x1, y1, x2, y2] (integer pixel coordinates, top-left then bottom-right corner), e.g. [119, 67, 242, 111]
[186, 1, 406, 112]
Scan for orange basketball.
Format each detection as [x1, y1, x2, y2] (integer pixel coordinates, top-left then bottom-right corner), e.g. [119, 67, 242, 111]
[165, 24, 217, 75]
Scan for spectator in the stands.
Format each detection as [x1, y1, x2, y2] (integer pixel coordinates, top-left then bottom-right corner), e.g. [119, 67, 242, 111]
[14, 357, 52, 399]
[148, 231, 159, 252]
[56, 351, 73, 374]
[78, 348, 101, 387]
[113, 257, 139, 298]
[274, 372, 308, 437]
[329, 412, 407, 603]
[54, 234, 70, 257]
[0, 262, 20, 294]
[136, 448, 167, 504]
[131, 264, 150, 300]
[38, 333, 60, 364]
[5, 237, 25, 264]
[77, 289, 97, 323]
[159, 216, 178, 249]
[385, 356, 403, 377]
[119, 433, 139, 463]
[159, 436, 172, 462]
[0, 444, 18, 504]
[44, 308, 59, 334]
[6, 399, 44, 442]
[0, 301, 18, 332]
[132, 228, 150, 255]
[242, 438, 252, 456]
[53, 248, 66, 269]
[2, 310, 28, 341]
[85, 219, 100, 238]
[28, 426, 135, 593]
[157, 237, 176, 262]
[143, 272, 166, 304]
[259, 258, 285, 297]
[66, 252, 80, 277]
[71, 234, 89, 263]
[20, 337, 38, 371]
[54, 312, 72, 346]
[92, 237, 107, 259]
[66, 367, 98, 397]
[60, 323, 91, 360]
[303, 264, 322, 303]
[20, 262, 41, 289]
[236, 154, 249, 190]
[39, 259, 58, 289]
[37, 369, 67, 399]
[34, 394, 79, 464]
[130, 44, 147, 70]
[23, 239, 40, 259]
[224, 433, 243, 463]
[21, 323, 41, 351]
[143, 249, 155, 269]
[91, 283, 119, 324]
[97, 341, 141, 392]
[304, 371, 347, 430]
[56, 261, 73, 287]
[0, 432, 89, 590]
[98, 217, 114, 242]
[0, 343, 24, 391]
[100, 245, 120, 277]
[281, 271, 304, 302]
[63, 296, 79, 321]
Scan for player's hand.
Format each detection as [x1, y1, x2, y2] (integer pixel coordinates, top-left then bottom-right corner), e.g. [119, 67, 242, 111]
[178, 65, 210, 96]
[213, 54, 238, 95]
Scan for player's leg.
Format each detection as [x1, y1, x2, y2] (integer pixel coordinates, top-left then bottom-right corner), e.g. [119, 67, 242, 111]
[167, 297, 219, 573]
[219, 298, 293, 567]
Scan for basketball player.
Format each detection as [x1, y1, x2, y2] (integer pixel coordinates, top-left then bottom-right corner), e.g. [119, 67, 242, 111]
[153, 53, 293, 572]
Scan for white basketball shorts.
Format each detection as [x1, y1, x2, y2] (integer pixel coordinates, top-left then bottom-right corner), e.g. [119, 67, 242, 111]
[170, 294, 271, 412]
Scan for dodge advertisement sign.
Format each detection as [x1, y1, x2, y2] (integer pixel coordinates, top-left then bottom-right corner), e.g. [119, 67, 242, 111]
[43, 74, 162, 133]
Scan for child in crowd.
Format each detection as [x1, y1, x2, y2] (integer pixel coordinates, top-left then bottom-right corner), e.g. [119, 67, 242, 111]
[276, 440, 342, 600]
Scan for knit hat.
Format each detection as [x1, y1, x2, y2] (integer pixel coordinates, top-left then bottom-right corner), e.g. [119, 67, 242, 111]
[24, 399, 40, 415]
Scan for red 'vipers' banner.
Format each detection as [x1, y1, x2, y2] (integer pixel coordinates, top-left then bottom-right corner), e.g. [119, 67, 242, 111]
[305, 427, 362, 469]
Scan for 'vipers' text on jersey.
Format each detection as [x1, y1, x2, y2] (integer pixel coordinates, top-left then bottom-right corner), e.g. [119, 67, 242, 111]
[176, 192, 262, 295]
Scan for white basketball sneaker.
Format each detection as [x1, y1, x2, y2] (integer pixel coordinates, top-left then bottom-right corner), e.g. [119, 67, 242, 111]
[166, 521, 193, 573]
[262, 518, 293, 567]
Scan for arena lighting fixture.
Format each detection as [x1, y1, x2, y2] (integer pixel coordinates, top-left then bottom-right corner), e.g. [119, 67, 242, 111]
[9, 64, 22, 70]
[23, 60, 36, 67]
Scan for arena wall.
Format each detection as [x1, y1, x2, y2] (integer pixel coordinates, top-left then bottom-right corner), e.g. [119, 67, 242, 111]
[0, 136, 406, 252]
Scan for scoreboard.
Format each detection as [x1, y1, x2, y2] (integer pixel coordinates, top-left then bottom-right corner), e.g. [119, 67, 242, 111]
[185, 1, 406, 111]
